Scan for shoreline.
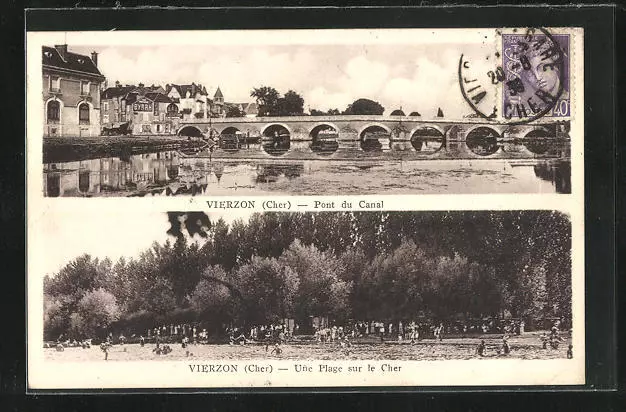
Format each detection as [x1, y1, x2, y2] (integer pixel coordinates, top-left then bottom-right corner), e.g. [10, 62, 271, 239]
[43, 135, 207, 163]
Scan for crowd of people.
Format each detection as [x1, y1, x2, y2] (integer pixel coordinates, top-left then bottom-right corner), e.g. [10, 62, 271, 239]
[311, 319, 529, 343]
[46, 318, 571, 361]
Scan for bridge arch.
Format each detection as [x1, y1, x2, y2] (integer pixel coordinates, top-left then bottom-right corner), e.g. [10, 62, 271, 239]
[409, 125, 445, 154]
[218, 126, 244, 151]
[465, 126, 501, 156]
[308, 122, 340, 138]
[309, 122, 339, 156]
[261, 123, 292, 138]
[177, 125, 205, 137]
[408, 124, 446, 138]
[261, 123, 291, 156]
[358, 123, 391, 152]
[357, 123, 392, 139]
[220, 126, 242, 136]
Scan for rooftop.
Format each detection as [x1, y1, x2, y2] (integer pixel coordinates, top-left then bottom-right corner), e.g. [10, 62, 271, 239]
[42, 45, 104, 79]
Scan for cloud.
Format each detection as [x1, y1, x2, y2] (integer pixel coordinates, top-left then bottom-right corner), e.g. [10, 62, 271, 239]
[94, 43, 488, 117]
[306, 87, 352, 112]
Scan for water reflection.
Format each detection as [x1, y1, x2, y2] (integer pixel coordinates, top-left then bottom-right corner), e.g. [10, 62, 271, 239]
[43, 149, 571, 196]
[533, 160, 571, 194]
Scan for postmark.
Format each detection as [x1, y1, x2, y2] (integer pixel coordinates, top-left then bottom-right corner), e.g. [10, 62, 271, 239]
[459, 27, 568, 125]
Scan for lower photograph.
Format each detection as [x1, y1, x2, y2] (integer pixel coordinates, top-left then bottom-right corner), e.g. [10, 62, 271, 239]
[28, 209, 583, 390]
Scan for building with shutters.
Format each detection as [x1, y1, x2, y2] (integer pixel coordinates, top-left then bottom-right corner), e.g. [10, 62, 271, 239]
[42, 45, 106, 137]
[101, 83, 178, 135]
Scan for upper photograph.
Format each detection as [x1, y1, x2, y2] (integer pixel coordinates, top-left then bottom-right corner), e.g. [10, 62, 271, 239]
[33, 28, 578, 197]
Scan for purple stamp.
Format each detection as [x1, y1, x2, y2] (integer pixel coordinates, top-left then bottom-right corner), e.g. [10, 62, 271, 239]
[502, 31, 570, 120]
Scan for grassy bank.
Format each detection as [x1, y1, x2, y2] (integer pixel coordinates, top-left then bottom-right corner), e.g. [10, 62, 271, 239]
[43, 135, 207, 163]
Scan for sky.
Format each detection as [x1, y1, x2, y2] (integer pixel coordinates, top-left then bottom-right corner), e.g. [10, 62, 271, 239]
[71, 31, 492, 118]
[36, 209, 251, 277]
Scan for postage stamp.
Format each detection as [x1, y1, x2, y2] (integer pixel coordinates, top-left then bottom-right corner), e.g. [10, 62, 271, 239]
[501, 31, 571, 120]
[458, 27, 573, 125]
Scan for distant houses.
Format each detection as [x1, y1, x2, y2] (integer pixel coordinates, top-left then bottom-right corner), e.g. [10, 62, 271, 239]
[42, 45, 106, 137]
[98, 81, 258, 136]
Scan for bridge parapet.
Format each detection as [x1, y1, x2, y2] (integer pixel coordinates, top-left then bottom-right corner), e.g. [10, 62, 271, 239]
[178, 115, 569, 142]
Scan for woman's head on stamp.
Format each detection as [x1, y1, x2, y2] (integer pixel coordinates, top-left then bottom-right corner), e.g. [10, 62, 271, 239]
[524, 41, 562, 97]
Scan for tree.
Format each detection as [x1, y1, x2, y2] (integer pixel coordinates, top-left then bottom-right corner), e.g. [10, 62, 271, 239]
[190, 266, 240, 324]
[280, 240, 350, 323]
[409, 111, 421, 116]
[250, 86, 280, 117]
[44, 254, 110, 300]
[69, 288, 120, 339]
[235, 256, 299, 324]
[310, 108, 341, 116]
[390, 109, 406, 116]
[225, 105, 246, 118]
[43, 293, 67, 340]
[277, 90, 304, 116]
[343, 98, 385, 115]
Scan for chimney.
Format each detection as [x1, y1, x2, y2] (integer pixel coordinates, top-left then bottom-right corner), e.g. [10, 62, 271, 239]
[91, 51, 98, 67]
[54, 44, 68, 61]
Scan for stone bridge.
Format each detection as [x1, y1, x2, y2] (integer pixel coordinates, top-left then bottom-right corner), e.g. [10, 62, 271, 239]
[178, 115, 569, 142]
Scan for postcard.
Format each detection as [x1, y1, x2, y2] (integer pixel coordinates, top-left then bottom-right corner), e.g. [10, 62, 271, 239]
[26, 27, 584, 390]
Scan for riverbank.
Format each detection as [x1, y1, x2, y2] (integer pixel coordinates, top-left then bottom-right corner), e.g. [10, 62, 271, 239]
[43, 135, 207, 163]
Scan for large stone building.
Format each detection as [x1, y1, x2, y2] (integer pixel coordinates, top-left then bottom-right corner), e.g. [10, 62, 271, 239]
[101, 83, 178, 135]
[42, 45, 106, 137]
[126, 91, 177, 135]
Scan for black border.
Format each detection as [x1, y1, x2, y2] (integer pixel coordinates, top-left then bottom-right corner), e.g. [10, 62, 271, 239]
[6, 4, 618, 403]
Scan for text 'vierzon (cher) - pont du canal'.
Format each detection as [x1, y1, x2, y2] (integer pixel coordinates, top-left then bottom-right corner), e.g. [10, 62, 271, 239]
[205, 200, 384, 211]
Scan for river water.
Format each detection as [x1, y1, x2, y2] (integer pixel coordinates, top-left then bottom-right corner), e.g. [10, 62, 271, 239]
[43, 149, 571, 197]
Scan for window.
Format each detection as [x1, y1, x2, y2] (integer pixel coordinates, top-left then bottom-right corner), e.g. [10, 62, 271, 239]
[78, 171, 90, 193]
[49, 76, 60, 92]
[79, 103, 90, 124]
[103, 114, 109, 123]
[102, 101, 109, 111]
[80, 81, 90, 95]
[47, 100, 60, 122]
[167, 103, 178, 115]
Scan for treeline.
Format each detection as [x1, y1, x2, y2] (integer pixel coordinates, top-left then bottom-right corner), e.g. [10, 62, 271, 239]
[247, 85, 390, 117]
[43, 211, 571, 340]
